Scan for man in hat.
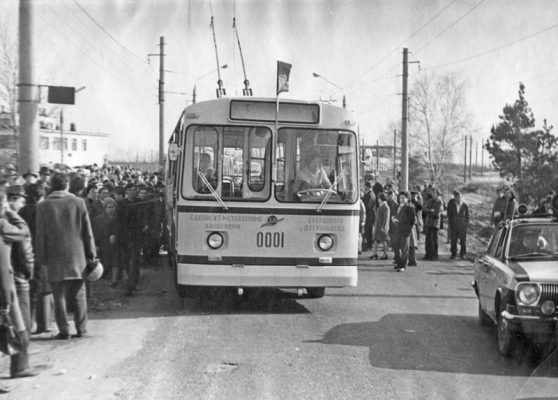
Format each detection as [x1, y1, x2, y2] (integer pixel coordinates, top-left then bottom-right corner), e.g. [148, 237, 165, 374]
[38, 167, 51, 188]
[6, 185, 39, 378]
[447, 190, 470, 260]
[22, 171, 38, 187]
[35, 173, 97, 339]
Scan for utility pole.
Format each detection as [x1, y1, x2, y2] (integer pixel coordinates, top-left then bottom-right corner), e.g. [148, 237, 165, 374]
[18, 0, 39, 175]
[393, 129, 397, 182]
[468, 134, 473, 179]
[400, 48, 409, 191]
[463, 135, 467, 183]
[158, 37, 165, 172]
[149, 37, 165, 172]
[376, 139, 379, 174]
[475, 139, 478, 169]
[59, 109, 64, 164]
[481, 139, 484, 176]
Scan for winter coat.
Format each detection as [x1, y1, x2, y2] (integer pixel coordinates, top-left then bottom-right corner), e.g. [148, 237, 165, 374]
[35, 191, 97, 282]
[395, 203, 416, 238]
[374, 201, 390, 242]
[0, 212, 29, 307]
[424, 197, 443, 229]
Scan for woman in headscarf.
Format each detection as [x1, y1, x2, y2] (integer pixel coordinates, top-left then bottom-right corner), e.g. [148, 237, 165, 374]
[93, 197, 118, 287]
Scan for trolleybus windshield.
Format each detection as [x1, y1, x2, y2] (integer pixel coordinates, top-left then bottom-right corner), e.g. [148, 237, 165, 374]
[276, 128, 358, 204]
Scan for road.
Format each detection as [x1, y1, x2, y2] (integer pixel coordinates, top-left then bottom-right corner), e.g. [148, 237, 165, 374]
[2, 240, 558, 400]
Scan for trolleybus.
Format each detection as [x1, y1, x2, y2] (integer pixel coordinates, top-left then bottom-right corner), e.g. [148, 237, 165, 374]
[166, 97, 359, 298]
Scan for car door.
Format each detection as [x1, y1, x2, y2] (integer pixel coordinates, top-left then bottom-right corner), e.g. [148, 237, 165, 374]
[476, 227, 502, 310]
[484, 227, 508, 319]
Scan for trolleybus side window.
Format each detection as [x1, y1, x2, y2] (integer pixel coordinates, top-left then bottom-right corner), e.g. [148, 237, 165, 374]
[248, 128, 270, 192]
[192, 127, 218, 194]
[275, 128, 358, 203]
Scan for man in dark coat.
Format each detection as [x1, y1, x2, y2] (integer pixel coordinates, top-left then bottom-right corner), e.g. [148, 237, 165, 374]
[386, 191, 399, 250]
[447, 190, 470, 259]
[392, 191, 416, 271]
[423, 188, 443, 261]
[361, 181, 376, 251]
[35, 173, 97, 339]
[491, 187, 507, 225]
[7, 186, 38, 377]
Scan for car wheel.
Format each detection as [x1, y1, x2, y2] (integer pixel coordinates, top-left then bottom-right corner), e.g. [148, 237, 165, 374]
[478, 302, 491, 326]
[497, 306, 517, 356]
[306, 287, 325, 298]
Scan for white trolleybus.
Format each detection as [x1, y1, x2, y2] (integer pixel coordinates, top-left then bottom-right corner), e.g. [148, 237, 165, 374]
[166, 97, 359, 298]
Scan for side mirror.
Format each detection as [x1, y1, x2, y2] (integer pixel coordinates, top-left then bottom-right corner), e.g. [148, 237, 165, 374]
[168, 143, 180, 161]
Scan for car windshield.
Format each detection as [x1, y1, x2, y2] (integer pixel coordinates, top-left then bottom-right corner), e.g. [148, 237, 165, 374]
[508, 223, 558, 258]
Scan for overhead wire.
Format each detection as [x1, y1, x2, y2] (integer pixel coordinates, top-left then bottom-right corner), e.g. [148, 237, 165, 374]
[344, 0, 460, 90]
[62, 1, 155, 79]
[414, 0, 486, 55]
[422, 22, 558, 71]
[72, 0, 151, 70]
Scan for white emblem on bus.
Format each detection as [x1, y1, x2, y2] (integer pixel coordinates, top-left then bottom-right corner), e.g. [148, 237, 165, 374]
[261, 215, 284, 227]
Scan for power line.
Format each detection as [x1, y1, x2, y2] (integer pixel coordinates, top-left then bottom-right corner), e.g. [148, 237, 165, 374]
[345, 0, 459, 89]
[61, 1, 154, 78]
[72, 0, 151, 69]
[422, 22, 558, 71]
[414, 0, 486, 55]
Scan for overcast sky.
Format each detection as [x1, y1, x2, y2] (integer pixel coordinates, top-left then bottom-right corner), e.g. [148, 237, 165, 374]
[2, 0, 558, 161]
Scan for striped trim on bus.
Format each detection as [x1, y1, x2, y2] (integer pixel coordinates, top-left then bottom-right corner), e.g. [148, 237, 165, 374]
[177, 205, 359, 216]
[177, 255, 357, 266]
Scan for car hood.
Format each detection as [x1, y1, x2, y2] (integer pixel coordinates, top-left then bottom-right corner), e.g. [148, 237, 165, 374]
[515, 261, 558, 282]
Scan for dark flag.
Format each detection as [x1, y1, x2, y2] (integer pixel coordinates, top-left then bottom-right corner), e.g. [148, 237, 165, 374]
[276, 61, 292, 95]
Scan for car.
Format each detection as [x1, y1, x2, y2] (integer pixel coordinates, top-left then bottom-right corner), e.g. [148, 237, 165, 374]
[472, 202, 558, 357]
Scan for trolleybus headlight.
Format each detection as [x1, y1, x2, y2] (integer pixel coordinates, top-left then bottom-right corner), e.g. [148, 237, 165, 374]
[517, 283, 541, 306]
[207, 232, 224, 249]
[317, 234, 334, 251]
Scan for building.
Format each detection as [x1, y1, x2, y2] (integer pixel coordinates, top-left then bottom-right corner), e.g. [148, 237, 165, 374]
[0, 107, 109, 168]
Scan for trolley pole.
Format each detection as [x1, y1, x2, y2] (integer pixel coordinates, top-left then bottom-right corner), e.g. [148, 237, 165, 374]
[400, 48, 409, 192]
[18, 0, 39, 175]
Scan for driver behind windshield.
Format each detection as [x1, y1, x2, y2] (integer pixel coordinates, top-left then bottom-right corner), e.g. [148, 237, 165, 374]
[511, 228, 549, 255]
[294, 151, 332, 192]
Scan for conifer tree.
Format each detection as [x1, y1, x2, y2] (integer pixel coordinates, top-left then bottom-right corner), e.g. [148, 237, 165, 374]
[485, 83, 557, 203]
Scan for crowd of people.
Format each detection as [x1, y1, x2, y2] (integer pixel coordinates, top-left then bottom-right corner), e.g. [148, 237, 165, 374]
[359, 178, 470, 271]
[0, 162, 165, 393]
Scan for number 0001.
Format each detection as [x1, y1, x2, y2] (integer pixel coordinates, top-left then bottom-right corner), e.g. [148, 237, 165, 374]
[256, 232, 285, 248]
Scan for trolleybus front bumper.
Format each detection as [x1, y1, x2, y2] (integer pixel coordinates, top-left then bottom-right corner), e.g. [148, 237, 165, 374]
[176, 263, 358, 288]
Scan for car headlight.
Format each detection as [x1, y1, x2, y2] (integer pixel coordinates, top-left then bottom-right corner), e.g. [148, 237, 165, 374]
[317, 234, 334, 251]
[516, 283, 541, 306]
[207, 232, 224, 249]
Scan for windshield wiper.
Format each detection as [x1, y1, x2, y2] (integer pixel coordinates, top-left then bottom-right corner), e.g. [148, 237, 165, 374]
[197, 171, 228, 211]
[317, 173, 342, 212]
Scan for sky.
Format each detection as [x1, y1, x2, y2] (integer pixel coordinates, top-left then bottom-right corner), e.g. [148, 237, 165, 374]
[1, 0, 558, 162]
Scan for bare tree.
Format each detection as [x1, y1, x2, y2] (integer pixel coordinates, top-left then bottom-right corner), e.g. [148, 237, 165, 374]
[0, 18, 17, 119]
[0, 16, 19, 163]
[408, 72, 471, 184]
